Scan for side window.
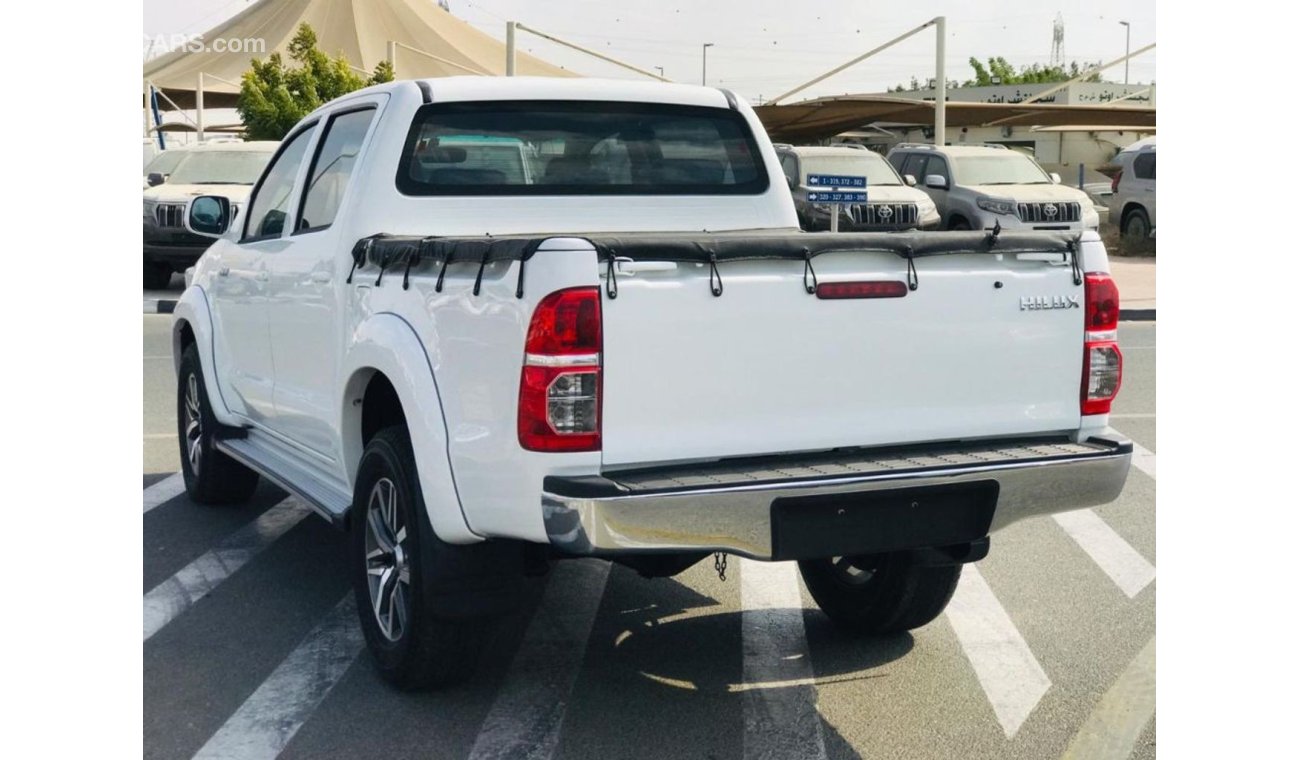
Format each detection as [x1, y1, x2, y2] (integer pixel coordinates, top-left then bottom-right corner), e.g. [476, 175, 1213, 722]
[888, 152, 907, 172]
[780, 154, 798, 184]
[900, 153, 926, 182]
[922, 156, 951, 185]
[298, 108, 376, 233]
[1133, 152, 1156, 180]
[243, 126, 314, 241]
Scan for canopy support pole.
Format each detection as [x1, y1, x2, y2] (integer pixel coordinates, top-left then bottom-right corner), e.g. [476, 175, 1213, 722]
[1020, 43, 1156, 104]
[506, 21, 516, 76]
[935, 16, 946, 146]
[767, 17, 940, 105]
[196, 73, 205, 142]
[510, 21, 671, 81]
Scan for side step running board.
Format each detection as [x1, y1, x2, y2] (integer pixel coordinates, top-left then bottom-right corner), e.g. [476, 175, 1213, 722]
[214, 435, 351, 529]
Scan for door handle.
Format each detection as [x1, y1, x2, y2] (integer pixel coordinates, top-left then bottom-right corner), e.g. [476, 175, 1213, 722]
[310, 271, 332, 284]
[218, 266, 230, 277]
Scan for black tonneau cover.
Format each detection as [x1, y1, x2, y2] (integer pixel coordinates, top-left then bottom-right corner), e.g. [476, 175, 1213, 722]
[348, 229, 1082, 297]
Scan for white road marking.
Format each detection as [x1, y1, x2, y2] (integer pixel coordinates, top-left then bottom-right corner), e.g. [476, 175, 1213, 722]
[144, 499, 310, 640]
[1130, 441, 1156, 480]
[143, 472, 186, 514]
[144, 432, 178, 439]
[468, 559, 611, 760]
[1060, 635, 1156, 760]
[946, 566, 1051, 739]
[193, 594, 363, 760]
[1053, 509, 1155, 598]
[739, 559, 828, 760]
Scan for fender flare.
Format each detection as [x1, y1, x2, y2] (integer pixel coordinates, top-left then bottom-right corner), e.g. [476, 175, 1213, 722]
[341, 312, 480, 545]
[171, 286, 241, 426]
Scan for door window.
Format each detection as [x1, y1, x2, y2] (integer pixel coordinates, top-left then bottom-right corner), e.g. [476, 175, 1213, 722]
[920, 156, 951, 186]
[1133, 152, 1156, 180]
[900, 153, 926, 182]
[297, 108, 376, 233]
[243, 126, 315, 242]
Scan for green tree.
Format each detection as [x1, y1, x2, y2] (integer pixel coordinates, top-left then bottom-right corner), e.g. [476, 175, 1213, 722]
[891, 56, 1103, 91]
[238, 23, 394, 140]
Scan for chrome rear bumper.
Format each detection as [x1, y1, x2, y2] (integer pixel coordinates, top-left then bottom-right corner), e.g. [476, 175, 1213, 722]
[542, 436, 1132, 561]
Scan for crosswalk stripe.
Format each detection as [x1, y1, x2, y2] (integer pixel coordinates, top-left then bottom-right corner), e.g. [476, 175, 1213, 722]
[468, 559, 611, 760]
[946, 566, 1051, 739]
[1060, 634, 1156, 760]
[144, 498, 311, 641]
[193, 594, 363, 760]
[1130, 441, 1156, 480]
[1053, 509, 1155, 598]
[143, 472, 186, 513]
[739, 559, 828, 760]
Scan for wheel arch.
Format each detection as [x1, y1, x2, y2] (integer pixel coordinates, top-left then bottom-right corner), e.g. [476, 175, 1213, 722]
[1121, 202, 1149, 227]
[171, 286, 237, 424]
[341, 313, 479, 545]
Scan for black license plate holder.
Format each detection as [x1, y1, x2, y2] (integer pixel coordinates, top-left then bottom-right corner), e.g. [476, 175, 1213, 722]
[769, 481, 998, 561]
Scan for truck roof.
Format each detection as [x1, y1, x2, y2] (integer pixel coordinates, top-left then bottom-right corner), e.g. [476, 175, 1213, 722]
[330, 76, 738, 113]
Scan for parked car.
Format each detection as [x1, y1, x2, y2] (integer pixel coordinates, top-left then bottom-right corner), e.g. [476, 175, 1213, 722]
[775, 145, 939, 231]
[1082, 182, 1113, 227]
[1108, 138, 1156, 244]
[142, 146, 192, 190]
[173, 77, 1130, 689]
[143, 141, 278, 288]
[887, 144, 1100, 232]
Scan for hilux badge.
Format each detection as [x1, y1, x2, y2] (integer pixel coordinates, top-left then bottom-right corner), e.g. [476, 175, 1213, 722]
[1020, 295, 1081, 311]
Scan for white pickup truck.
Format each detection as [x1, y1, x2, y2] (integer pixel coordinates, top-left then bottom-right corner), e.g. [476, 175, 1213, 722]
[173, 77, 1130, 689]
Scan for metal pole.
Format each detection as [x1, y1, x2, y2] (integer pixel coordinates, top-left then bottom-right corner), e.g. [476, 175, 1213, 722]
[196, 73, 205, 142]
[935, 16, 946, 147]
[655, 66, 664, 78]
[702, 43, 713, 86]
[387, 40, 397, 76]
[512, 22, 672, 81]
[768, 18, 939, 105]
[831, 205, 839, 233]
[143, 80, 151, 138]
[506, 21, 516, 76]
[1120, 21, 1131, 84]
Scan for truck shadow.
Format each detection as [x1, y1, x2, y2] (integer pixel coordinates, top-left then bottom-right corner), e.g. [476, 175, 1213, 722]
[552, 565, 907, 759]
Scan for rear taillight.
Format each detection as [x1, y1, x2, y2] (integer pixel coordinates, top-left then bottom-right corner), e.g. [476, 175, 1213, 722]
[518, 287, 602, 452]
[1111, 169, 1122, 193]
[1081, 272, 1122, 415]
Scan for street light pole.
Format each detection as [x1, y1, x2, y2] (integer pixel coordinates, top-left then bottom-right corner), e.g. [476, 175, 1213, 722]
[702, 43, 713, 86]
[1119, 21, 1131, 84]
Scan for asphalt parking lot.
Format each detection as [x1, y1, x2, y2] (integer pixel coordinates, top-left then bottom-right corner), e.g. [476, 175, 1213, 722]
[143, 315, 1156, 760]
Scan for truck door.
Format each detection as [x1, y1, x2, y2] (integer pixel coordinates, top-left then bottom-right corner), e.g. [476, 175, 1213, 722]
[210, 125, 316, 423]
[266, 103, 381, 463]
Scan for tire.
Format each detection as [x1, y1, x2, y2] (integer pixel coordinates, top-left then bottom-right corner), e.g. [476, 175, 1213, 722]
[144, 261, 172, 289]
[1123, 208, 1150, 244]
[798, 552, 961, 635]
[177, 344, 260, 504]
[351, 426, 488, 690]
[948, 217, 972, 231]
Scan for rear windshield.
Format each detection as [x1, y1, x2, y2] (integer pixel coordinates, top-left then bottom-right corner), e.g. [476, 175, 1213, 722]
[397, 101, 768, 196]
[168, 149, 275, 186]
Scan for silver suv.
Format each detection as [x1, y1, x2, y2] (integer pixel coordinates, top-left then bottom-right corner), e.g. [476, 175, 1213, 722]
[886, 144, 1099, 232]
[1107, 138, 1156, 244]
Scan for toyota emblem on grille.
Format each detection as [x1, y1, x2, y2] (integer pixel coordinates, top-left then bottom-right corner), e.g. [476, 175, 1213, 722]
[1043, 203, 1059, 218]
[877, 205, 893, 219]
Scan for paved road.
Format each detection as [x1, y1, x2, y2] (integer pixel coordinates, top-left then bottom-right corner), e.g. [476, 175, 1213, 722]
[143, 316, 1156, 760]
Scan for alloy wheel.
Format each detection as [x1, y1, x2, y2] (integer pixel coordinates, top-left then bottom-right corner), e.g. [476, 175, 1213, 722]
[184, 373, 203, 476]
[364, 477, 411, 642]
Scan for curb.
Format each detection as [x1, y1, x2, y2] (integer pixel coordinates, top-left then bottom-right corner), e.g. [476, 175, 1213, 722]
[144, 300, 177, 315]
[1119, 309, 1155, 322]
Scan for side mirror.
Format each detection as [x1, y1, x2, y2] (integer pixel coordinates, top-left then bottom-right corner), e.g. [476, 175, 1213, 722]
[903, 174, 917, 187]
[1049, 172, 1062, 184]
[924, 174, 948, 190]
[185, 195, 232, 238]
[147, 172, 166, 187]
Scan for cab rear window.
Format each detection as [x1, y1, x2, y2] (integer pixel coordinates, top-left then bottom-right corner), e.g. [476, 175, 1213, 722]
[396, 101, 768, 196]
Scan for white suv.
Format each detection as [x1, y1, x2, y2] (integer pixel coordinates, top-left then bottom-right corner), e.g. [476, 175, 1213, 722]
[887, 144, 1100, 232]
[1108, 138, 1156, 244]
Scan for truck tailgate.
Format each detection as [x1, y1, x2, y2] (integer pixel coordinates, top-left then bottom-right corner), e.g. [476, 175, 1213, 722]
[599, 248, 1084, 467]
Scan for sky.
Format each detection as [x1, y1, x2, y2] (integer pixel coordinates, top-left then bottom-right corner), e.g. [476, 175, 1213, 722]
[143, 0, 1156, 104]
